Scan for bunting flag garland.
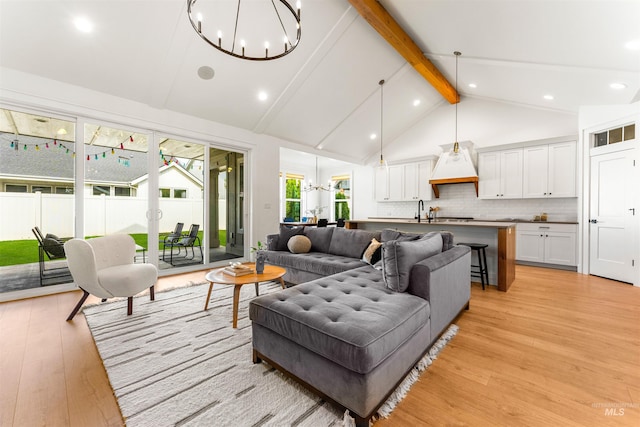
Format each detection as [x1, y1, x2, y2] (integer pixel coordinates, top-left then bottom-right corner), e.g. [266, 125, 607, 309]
[8, 135, 134, 164]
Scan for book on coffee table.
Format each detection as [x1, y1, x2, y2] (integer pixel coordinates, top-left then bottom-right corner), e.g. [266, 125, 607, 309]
[222, 264, 254, 276]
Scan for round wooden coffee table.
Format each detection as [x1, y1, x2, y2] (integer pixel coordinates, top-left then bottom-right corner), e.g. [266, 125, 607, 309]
[204, 263, 286, 328]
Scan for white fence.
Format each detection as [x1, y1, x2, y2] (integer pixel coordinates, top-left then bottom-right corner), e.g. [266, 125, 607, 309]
[0, 192, 210, 241]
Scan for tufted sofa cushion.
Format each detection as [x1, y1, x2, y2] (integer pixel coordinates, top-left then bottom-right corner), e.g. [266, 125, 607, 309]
[264, 251, 365, 277]
[250, 265, 430, 374]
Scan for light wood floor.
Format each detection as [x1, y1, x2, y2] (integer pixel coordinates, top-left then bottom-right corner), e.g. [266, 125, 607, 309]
[1, 266, 638, 426]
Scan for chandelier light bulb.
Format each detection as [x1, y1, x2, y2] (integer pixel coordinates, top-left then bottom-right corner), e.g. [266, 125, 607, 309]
[196, 13, 203, 32]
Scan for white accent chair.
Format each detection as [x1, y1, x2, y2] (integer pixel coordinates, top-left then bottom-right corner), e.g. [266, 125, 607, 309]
[64, 234, 158, 321]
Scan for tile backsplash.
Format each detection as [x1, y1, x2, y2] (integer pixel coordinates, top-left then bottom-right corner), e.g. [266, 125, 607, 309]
[375, 183, 578, 222]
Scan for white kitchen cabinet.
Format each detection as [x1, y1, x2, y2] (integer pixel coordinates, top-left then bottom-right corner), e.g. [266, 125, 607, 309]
[387, 165, 404, 201]
[478, 149, 523, 199]
[375, 161, 432, 202]
[516, 223, 577, 266]
[523, 141, 576, 198]
[404, 161, 433, 201]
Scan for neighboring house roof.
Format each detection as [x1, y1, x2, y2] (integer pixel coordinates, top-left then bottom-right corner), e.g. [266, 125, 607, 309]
[1, 132, 143, 184]
[131, 162, 204, 187]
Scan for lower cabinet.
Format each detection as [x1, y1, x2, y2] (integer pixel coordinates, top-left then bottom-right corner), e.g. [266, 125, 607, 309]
[516, 223, 577, 266]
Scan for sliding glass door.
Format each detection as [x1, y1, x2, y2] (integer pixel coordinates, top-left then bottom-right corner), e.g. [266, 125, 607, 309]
[157, 138, 205, 271]
[0, 107, 76, 295]
[83, 122, 150, 263]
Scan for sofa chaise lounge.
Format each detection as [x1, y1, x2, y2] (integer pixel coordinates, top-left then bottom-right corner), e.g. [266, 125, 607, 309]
[250, 227, 471, 426]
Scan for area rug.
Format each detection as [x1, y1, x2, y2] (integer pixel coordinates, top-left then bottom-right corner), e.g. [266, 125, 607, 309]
[83, 282, 458, 426]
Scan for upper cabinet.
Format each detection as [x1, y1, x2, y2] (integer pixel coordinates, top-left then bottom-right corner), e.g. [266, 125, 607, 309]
[523, 141, 577, 198]
[374, 160, 433, 202]
[478, 148, 523, 199]
[404, 161, 433, 200]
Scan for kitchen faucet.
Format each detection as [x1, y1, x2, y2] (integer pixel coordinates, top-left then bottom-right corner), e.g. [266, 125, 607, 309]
[416, 199, 424, 222]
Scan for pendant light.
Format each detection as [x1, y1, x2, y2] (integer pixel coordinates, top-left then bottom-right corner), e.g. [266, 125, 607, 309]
[377, 79, 388, 171]
[451, 51, 461, 157]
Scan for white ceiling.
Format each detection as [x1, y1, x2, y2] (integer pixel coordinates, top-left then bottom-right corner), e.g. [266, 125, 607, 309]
[0, 0, 638, 164]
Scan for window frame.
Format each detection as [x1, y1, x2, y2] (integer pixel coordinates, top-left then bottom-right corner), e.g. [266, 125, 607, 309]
[331, 174, 352, 221]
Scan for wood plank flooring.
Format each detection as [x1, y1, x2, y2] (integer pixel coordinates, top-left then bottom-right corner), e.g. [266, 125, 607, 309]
[1, 266, 638, 426]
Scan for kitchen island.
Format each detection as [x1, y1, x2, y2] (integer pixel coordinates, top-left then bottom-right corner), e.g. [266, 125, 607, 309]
[346, 218, 516, 292]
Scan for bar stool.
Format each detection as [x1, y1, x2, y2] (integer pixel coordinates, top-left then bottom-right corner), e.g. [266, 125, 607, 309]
[458, 243, 489, 290]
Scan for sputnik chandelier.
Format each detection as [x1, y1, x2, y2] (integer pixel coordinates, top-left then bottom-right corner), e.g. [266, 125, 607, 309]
[186, 0, 302, 61]
[304, 157, 333, 192]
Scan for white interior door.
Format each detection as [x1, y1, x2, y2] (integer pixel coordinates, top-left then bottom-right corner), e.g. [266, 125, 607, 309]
[589, 148, 636, 283]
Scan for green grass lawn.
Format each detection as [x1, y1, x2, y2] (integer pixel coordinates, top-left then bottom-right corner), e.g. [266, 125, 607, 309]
[0, 230, 226, 267]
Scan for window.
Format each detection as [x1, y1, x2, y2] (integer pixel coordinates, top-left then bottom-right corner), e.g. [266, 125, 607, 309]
[173, 189, 187, 199]
[332, 174, 351, 221]
[5, 184, 27, 193]
[93, 185, 110, 196]
[114, 186, 131, 197]
[32, 186, 52, 193]
[594, 123, 635, 147]
[159, 188, 170, 198]
[55, 186, 74, 194]
[284, 173, 303, 221]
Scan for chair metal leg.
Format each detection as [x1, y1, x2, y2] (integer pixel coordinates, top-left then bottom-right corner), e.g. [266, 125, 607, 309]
[149, 285, 155, 301]
[67, 290, 90, 321]
[127, 297, 133, 315]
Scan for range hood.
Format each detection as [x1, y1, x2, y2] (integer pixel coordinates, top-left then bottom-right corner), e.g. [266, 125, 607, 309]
[429, 141, 478, 198]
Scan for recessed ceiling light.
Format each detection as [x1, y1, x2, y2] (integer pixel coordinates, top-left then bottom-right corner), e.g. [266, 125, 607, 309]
[413, 99, 421, 107]
[468, 83, 477, 88]
[624, 39, 640, 50]
[543, 94, 554, 100]
[370, 133, 377, 140]
[74, 16, 93, 33]
[257, 91, 268, 101]
[610, 82, 627, 90]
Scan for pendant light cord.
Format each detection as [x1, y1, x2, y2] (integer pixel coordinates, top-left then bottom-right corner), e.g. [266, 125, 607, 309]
[379, 79, 385, 164]
[454, 51, 460, 144]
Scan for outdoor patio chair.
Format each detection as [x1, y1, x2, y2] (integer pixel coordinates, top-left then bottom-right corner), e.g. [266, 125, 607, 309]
[164, 224, 203, 266]
[64, 234, 157, 320]
[161, 222, 184, 261]
[32, 226, 71, 286]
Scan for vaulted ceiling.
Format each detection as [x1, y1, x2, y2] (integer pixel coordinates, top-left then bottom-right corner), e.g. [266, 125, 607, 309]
[0, 1, 638, 164]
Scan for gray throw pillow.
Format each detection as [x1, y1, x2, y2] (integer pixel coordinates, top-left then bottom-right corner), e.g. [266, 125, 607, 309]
[288, 235, 312, 253]
[381, 229, 427, 243]
[382, 233, 443, 292]
[276, 226, 304, 251]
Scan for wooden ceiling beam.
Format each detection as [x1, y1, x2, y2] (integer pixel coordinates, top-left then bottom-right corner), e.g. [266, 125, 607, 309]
[348, 0, 459, 104]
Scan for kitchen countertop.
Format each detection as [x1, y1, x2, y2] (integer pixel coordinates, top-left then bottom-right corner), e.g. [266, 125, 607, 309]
[348, 218, 517, 228]
[347, 217, 518, 291]
[363, 217, 578, 225]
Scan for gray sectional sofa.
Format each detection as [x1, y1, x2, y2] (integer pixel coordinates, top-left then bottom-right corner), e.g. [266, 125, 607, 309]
[262, 226, 381, 285]
[250, 227, 471, 426]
